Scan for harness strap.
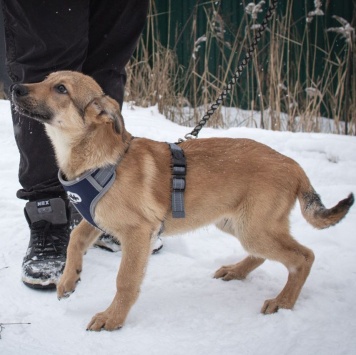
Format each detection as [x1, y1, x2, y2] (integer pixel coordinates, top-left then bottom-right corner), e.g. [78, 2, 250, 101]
[168, 143, 186, 218]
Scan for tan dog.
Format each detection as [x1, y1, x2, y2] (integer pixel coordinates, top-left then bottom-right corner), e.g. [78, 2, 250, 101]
[12, 71, 354, 331]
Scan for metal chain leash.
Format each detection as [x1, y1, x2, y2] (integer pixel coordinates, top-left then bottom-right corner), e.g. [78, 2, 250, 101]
[180, 0, 278, 141]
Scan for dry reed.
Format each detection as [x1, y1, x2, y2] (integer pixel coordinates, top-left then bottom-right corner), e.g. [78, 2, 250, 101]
[125, 0, 355, 136]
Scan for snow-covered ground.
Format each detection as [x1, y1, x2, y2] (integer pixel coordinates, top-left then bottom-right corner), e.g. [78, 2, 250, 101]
[0, 99, 355, 355]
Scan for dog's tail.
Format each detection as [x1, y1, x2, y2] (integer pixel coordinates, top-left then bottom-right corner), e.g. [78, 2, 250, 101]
[297, 173, 354, 229]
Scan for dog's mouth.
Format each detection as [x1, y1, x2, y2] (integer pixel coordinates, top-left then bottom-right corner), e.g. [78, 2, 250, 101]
[13, 100, 53, 122]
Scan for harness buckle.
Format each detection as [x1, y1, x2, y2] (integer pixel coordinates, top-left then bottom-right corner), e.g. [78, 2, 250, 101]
[172, 176, 185, 191]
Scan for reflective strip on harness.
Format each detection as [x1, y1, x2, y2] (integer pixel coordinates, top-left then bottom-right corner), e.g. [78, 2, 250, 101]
[58, 165, 116, 231]
[168, 143, 186, 218]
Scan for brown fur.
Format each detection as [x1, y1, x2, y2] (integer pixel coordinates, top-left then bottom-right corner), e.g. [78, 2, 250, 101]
[12, 71, 354, 331]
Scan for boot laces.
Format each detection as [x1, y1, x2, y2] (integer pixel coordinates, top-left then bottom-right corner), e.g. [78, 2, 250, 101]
[31, 220, 69, 259]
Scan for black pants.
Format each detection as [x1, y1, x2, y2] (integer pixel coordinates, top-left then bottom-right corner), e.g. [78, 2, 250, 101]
[1, 0, 148, 201]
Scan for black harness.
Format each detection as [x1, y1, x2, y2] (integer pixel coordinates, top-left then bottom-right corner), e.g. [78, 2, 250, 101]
[59, 143, 186, 231]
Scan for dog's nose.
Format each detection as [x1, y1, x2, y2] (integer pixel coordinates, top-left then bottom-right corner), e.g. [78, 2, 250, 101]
[11, 84, 29, 97]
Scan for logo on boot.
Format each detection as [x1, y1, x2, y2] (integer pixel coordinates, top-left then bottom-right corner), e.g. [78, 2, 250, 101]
[67, 191, 82, 204]
[37, 200, 50, 207]
[36, 200, 52, 213]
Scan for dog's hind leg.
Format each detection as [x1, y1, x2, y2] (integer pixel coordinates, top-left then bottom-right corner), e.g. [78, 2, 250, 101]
[257, 233, 315, 314]
[86, 224, 154, 331]
[215, 218, 265, 280]
[216, 203, 315, 313]
[57, 219, 101, 299]
[214, 255, 265, 281]
[237, 216, 314, 314]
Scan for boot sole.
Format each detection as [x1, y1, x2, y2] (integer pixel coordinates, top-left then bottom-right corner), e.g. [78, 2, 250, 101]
[22, 278, 57, 290]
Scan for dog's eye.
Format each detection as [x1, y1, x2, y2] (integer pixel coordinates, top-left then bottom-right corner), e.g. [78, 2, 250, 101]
[55, 84, 68, 94]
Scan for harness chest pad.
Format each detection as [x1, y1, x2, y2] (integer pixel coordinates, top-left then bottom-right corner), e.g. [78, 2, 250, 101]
[58, 165, 116, 231]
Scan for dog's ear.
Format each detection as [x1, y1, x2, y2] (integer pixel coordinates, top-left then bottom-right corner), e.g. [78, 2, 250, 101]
[88, 95, 123, 134]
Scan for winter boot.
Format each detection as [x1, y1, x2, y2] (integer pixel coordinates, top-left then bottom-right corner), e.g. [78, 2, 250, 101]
[22, 198, 70, 289]
[94, 234, 164, 254]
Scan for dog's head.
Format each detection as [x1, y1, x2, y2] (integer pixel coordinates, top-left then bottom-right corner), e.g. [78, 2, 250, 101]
[11, 71, 130, 176]
[11, 71, 124, 135]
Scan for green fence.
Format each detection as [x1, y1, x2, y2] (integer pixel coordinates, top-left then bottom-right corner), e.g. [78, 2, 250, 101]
[142, 0, 355, 132]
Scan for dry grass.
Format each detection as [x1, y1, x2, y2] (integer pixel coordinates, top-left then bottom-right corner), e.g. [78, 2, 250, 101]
[125, 0, 355, 135]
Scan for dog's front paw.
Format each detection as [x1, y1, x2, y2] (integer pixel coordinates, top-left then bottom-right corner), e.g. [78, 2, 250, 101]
[57, 271, 80, 300]
[86, 311, 123, 331]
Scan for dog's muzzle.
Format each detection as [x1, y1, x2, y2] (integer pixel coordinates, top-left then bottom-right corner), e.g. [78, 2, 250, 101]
[11, 84, 53, 122]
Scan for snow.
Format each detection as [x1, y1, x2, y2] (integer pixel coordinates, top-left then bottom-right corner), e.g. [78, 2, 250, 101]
[0, 99, 355, 354]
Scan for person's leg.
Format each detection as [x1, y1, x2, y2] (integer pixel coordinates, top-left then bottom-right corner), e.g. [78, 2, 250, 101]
[74, 0, 148, 243]
[82, 0, 164, 253]
[1, 0, 90, 200]
[83, 0, 149, 106]
[1, 0, 90, 288]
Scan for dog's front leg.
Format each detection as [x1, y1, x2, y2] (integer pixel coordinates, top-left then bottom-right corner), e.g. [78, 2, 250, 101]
[86, 226, 153, 331]
[57, 220, 101, 299]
